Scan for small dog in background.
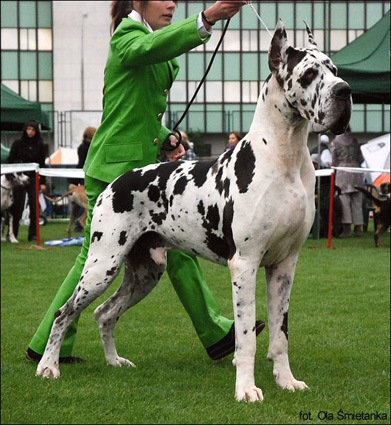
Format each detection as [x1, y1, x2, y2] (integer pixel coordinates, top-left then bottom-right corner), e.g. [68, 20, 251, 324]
[356, 182, 390, 247]
[1, 172, 30, 243]
[45, 184, 88, 237]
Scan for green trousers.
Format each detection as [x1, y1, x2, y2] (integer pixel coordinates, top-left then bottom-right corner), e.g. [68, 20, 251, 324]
[28, 176, 232, 356]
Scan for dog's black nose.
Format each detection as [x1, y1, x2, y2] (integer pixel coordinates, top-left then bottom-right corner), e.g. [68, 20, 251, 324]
[332, 82, 351, 100]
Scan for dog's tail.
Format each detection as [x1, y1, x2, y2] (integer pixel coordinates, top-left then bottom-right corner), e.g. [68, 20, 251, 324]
[355, 186, 387, 206]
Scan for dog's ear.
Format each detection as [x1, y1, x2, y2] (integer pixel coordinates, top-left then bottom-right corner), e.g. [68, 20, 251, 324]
[269, 19, 288, 72]
[304, 21, 318, 50]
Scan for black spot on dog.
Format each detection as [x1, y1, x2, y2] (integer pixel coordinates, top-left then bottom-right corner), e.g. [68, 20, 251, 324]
[91, 231, 103, 243]
[197, 200, 205, 216]
[286, 47, 307, 75]
[189, 161, 215, 187]
[106, 266, 118, 277]
[118, 231, 127, 246]
[148, 185, 160, 203]
[150, 211, 167, 226]
[234, 142, 256, 193]
[206, 204, 220, 230]
[281, 311, 288, 339]
[223, 199, 236, 260]
[173, 176, 188, 196]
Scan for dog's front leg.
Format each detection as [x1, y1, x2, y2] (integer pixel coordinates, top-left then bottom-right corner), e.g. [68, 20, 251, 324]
[265, 256, 308, 392]
[8, 214, 18, 243]
[231, 256, 263, 402]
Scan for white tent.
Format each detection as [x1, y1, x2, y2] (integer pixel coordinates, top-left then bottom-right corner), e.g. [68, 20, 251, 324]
[45, 147, 78, 165]
[360, 133, 390, 184]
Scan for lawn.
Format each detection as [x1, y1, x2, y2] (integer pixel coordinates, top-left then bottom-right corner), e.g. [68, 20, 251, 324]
[1, 220, 390, 424]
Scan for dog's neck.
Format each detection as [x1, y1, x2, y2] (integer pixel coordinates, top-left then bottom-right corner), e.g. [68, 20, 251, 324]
[248, 75, 311, 167]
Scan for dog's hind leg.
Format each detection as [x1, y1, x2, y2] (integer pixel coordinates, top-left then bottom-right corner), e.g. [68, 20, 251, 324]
[265, 255, 308, 392]
[94, 233, 167, 368]
[36, 247, 127, 379]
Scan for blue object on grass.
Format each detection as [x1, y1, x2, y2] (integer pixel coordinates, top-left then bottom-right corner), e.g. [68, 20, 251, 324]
[44, 237, 84, 247]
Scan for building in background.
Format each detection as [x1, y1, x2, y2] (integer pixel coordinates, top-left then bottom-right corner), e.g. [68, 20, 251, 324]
[1, 1, 390, 156]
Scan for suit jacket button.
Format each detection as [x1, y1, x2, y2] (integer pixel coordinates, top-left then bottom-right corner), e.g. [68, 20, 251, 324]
[157, 113, 163, 120]
[164, 89, 169, 96]
[153, 138, 159, 145]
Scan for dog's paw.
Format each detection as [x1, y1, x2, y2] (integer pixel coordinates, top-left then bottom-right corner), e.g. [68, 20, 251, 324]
[106, 356, 136, 368]
[9, 238, 19, 244]
[282, 379, 309, 391]
[235, 386, 264, 402]
[274, 371, 309, 391]
[36, 364, 60, 380]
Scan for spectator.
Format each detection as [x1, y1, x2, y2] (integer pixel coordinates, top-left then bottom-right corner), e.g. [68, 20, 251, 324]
[71, 126, 97, 231]
[332, 126, 365, 237]
[74, 126, 97, 184]
[7, 120, 47, 241]
[180, 131, 197, 161]
[310, 134, 332, 168]
[310, 153, 332, 238]
[225, 131, 241, 151]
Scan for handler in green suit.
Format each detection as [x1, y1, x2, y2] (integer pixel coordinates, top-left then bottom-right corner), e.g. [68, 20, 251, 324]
[27, 0, 264, 363]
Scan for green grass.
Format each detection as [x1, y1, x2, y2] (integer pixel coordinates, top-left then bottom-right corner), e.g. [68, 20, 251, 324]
[1, 221, 390, 424]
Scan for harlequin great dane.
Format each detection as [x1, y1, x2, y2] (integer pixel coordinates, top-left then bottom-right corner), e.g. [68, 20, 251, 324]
[36, 20, 351, 402]
[1, 172, 30, 243]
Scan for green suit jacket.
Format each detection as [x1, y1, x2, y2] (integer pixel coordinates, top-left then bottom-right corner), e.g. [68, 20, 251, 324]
[84, 14, 210, 183]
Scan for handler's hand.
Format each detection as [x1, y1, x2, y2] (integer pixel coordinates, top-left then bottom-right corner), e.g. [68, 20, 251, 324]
[165, 134, 185, 162]
[203, 1, 247, 26]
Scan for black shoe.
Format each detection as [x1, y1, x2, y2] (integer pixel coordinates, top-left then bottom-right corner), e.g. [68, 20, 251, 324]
[26, 347, 85, 364]
[206, 320, 266, 360]
[28, 235, 37, 241]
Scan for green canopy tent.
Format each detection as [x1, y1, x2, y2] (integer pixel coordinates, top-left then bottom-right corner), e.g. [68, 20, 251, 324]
[1, 83, 51, 130]
[331, 10, 390, 104]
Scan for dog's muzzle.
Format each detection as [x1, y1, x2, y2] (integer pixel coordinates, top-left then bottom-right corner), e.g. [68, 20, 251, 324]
[330, 81, 352, 135]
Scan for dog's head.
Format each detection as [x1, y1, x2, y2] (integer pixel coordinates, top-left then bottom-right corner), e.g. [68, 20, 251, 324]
[4, 172, 30, 188]
[268, 19, 351, 135]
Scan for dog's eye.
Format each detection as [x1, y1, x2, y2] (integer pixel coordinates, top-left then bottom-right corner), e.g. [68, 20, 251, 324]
[299, 68, 318, 87]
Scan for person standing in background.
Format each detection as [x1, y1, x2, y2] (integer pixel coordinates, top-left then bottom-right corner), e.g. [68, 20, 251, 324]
[332, 125, 365, 237]
[73, 126, 97, 185]
[180, 131, 197, 161]
[310, 134, 332, 168]
[7, 120, 47, 241]
[225, 131, 241, 151]
[70, 126, 97, 231]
